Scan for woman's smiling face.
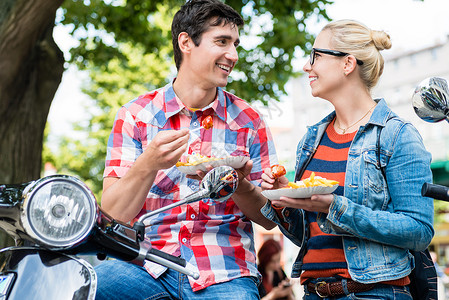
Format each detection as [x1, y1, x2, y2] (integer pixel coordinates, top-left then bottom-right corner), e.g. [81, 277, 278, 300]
[303, 30, 346, 99]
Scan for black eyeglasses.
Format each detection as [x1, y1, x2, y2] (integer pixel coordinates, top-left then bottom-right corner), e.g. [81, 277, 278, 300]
[310, 48, 364, 66]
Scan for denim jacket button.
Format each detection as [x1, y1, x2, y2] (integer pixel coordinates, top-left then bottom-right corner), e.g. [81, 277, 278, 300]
[284, 210, 290, 217]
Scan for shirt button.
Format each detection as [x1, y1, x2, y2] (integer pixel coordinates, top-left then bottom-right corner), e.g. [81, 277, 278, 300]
[193, 122, 198, 126]
[190, 185, 196, 190]
[182, 238, 187, 243]
[320, 224, 324, 228]
[190, 214, 196, 219]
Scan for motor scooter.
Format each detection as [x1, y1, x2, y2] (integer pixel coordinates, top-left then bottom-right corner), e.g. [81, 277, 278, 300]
[0, 165, 238, 299]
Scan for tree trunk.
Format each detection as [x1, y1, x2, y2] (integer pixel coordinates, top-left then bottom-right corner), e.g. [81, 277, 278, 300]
[0, 0, 64, 248]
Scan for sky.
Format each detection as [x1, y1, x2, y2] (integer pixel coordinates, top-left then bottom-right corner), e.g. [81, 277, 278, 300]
[49, 0, 449, 135]
[324, 0, 449, 53]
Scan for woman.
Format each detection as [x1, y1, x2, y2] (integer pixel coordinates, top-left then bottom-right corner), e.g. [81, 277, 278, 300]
[257, 239, 294, 300]
[260, 20, 434, 299]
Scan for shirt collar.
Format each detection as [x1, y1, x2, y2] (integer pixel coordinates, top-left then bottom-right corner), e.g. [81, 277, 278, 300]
[157, 80, 228, 127]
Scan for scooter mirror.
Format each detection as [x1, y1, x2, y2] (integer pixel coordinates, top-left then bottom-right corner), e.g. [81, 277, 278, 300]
[199, 165, 238, 203]
[136, 166, 239, 228]
[412, 77, 449, 123]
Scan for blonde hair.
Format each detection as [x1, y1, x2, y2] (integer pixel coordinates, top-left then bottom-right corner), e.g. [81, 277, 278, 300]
[322, 19, 392, 90]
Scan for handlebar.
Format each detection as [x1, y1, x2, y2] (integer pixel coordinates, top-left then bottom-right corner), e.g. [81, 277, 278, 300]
[93, 210, 200, 279]
[147, 248, 186, 267]
[146, 248, 199, 280]
[421, 183, 449, 202]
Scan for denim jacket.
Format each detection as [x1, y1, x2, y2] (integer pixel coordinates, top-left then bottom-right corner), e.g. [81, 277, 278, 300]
[261, 99, 434, 283]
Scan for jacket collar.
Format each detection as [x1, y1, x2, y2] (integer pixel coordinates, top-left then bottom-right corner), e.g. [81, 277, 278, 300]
[368, 98, 394, 127]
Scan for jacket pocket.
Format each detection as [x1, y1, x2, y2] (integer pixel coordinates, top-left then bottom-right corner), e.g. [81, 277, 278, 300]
[362, 150, 389, 210]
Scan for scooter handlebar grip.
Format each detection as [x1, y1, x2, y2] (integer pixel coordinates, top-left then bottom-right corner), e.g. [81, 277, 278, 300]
[147, 248, 186, 267]
[422, 183, 449, 202]
[145, 247, 199, 279]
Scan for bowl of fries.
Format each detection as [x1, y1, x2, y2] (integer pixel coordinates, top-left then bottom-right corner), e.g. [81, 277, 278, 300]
[262, 172, 339, 200]
[176, 154, 250, 175]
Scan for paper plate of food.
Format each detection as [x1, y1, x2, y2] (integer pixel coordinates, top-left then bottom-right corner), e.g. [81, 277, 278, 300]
[262, 172, 339, 200]
[176, 153, 250, 175]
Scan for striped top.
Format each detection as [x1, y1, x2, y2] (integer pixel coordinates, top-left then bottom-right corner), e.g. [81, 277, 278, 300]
[300, 119, 355, 283]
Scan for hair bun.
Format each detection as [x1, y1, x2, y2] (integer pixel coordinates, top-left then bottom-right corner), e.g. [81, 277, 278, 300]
[371, 30, 392, 50]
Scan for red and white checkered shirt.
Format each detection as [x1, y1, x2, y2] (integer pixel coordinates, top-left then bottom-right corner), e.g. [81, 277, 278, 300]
[104, 81, 278, 291]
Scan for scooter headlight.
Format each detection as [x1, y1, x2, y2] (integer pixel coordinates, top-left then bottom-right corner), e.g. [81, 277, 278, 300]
[21, 175, 97, 249]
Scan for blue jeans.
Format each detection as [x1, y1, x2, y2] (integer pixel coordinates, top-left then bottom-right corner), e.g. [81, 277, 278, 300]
[302, 278, 412, 300]
[94, 260, 260, 300]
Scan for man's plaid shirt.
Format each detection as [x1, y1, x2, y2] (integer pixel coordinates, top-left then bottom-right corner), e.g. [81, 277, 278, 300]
[104, 81, 278, 291]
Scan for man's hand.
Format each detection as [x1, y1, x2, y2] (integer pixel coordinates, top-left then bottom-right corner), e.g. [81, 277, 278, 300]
[143, 128, 190, 171]
[234, 160, 255, 194]
[187, 159, 275, 229]
[187, 160, 253, 190]
[101, 128, 189, 222]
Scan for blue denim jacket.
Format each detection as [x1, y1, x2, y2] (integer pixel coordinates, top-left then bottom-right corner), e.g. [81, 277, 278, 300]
[261, 99, 434, 283]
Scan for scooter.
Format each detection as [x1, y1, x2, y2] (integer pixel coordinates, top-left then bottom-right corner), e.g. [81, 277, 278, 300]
[0, 165, 238, 299]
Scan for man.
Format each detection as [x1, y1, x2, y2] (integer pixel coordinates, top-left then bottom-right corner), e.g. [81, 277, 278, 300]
[95, 0, 277, 299]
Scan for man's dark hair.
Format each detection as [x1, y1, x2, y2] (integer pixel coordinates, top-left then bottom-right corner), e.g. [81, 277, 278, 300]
[171, 0, 244, 70]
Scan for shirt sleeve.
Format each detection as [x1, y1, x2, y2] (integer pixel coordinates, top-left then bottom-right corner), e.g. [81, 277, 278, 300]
[247, 115, 278, 185]
[103, 106, 143, 178]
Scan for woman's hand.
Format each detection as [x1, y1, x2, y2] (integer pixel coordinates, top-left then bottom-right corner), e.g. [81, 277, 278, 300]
[261, 167, 289, 190]
[271, 193, 334, 214]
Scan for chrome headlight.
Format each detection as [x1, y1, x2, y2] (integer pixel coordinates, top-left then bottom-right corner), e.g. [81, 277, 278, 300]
[21, 175, 97, 249]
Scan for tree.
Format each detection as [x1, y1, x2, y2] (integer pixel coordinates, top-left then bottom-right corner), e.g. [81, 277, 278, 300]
[0, 0, 64, 248]
[0, 0, 64, 184]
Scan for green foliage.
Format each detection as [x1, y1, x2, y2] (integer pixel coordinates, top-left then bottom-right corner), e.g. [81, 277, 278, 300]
[48, 4, 174, 197]
[59, 0, 332, 103]
[225, 0, 331, 103]
[47, 0, 332, 199]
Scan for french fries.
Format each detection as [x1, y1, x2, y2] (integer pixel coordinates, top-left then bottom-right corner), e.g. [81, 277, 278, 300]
[175, 153, 221, 166]
[286, 172, 338, 188]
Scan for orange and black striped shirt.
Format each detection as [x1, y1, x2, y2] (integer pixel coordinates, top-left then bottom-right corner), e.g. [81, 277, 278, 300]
[300, 119, 355, 284]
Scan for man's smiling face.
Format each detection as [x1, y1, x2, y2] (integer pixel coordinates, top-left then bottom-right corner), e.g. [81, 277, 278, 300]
[188, 22, 240, 89]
